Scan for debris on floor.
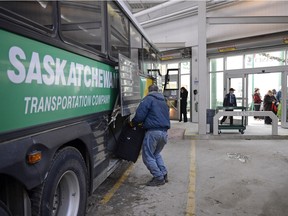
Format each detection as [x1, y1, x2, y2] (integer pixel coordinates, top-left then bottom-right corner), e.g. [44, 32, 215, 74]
[226, 152, 249, 163]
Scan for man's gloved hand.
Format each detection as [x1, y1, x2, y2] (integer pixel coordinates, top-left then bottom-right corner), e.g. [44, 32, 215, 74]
[129, 121, 143, 128]
[129, 121, 134, 128]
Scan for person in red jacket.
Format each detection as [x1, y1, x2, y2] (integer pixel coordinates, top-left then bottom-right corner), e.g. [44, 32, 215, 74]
[253, 88, 262, 120]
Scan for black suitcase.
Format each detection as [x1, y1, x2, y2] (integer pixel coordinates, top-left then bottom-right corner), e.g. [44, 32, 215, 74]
[115, 124, 146, 163]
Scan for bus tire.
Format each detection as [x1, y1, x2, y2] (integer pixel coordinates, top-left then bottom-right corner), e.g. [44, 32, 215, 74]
[30, 147, 88, 216]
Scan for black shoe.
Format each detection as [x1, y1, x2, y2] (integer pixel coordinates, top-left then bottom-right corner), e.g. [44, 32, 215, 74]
[146, 178, 165, 186]
[164, 174, 168, 183]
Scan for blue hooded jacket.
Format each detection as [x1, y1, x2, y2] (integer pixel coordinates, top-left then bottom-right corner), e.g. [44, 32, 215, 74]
[132, 91, 170, 131]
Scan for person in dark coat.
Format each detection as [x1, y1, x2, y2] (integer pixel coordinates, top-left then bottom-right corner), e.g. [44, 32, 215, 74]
[263, 90, 276, 124]
[220, 88, 237, 125]
[132, 84, 170, 186]
[179, 87, 188, 122]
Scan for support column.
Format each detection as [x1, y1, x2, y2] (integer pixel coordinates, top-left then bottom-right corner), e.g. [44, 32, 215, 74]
[191, 46, 199, 123]
[198, 1, 208, 134]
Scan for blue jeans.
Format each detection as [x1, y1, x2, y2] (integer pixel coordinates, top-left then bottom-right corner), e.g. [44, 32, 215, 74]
[142, 130, 168, 180]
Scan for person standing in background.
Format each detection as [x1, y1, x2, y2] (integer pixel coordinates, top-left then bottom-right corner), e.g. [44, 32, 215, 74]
[220, 88, 237, 125]
[263, 90, 276, 124]
[276, 88, 282, 103]
[272, 89, 278, 105]
[253, 88, 262, 120]
[179, 87, 188, 122]
[276, 88, 282, 120]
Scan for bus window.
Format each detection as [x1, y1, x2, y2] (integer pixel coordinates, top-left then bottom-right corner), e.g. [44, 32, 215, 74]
[150, 48, 160, 70]
[59, 1, 104, 53]
[0, 1, 53, 30]
[107, 2, 129, 59]
[141, 39, 152, 74]
[130, 24, 142, 69]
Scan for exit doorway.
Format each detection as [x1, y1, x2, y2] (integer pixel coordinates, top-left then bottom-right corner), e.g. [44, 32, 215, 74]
[223, 70, 285, 128]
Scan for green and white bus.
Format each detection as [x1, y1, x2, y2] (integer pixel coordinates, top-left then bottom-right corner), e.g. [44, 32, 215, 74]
[0, 1, 160, 215]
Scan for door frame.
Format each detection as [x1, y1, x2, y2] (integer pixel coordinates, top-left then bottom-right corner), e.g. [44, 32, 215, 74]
[164, 68, 180, 120]
[224, 66, 288, 127]
[224, 72, 248, 108]
[281, 71, 288, 128]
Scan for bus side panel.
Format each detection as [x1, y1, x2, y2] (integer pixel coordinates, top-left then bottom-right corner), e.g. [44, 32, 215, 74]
[0, 116, 104, 190]
[0, 113, 118, 215]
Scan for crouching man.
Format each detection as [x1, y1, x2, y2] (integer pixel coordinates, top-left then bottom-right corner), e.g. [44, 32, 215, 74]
[131, 84, 170, 186]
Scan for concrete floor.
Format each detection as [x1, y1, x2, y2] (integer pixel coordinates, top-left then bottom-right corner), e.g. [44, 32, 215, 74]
[87, 119, 288, 216]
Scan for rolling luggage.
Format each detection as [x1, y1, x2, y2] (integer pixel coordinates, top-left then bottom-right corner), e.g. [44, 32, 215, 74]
[115, 123, 146, 163]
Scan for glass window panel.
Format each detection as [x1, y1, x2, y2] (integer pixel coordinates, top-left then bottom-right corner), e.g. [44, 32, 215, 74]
[150, 48, 159, 70]
[108, 2, 129, 58]
[250, 73, 281, 98]
[166, 69, 179, 90]
[141, 39, 150, 73]
[210, 72, 223, 109]
[161, 64, 167, 90]
[245, 54, 254, 68]
[181, 62, 190, 74]
[167, 63, 178, 70]
[141, 40, 159, 74]
[253, 51, 285, 67]
[130, 24, 142, 69]
[60, 1, 103, 52]
[226, 55, 243, 70]
[230, 77, 243, 104]
[0, 1, 53, 29]
[165, 75, 178, 89]
[161, 64, 167, 76]
[209, 58, 223, 72]
[248, 73, 281, 111]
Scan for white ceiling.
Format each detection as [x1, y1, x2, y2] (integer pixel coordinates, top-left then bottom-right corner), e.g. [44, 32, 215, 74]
[124, 0, 237, 28]
[123, 0, 288, 51]
[123, 0, 166, 14]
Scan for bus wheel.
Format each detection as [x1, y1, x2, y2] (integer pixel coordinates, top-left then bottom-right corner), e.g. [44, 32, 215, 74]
[30, 147, 88, 216]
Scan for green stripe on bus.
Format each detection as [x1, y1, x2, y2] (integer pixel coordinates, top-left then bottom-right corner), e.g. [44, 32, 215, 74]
[0, 29, 118, 133]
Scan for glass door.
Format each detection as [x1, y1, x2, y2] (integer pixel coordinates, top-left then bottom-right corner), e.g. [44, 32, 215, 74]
[224, 73, 248, 108]
[163, 68, 180, 120]
[224, 73, 248, 125]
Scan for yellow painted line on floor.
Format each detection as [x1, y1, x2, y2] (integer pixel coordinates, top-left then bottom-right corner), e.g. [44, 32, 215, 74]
[100, 163, 135, 205]
[186, 140, 196, 216]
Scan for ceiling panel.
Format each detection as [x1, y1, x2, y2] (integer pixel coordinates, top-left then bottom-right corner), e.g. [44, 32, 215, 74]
[124, 0, 167, 14]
